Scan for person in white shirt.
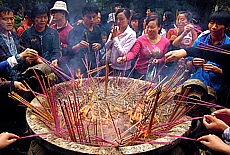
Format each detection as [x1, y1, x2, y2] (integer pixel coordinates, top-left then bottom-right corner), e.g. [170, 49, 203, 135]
[105, 8, 136, 77]
[107, 3, 122, 23]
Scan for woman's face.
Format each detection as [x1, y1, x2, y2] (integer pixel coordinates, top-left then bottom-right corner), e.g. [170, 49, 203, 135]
[177, 14, 188, 28]
[143, 18, 147, 30]
[146, 9, 152, 17]
[146, 20, 161, 36]
[116, 12, 129, 30]
[131, 19, 138, 31]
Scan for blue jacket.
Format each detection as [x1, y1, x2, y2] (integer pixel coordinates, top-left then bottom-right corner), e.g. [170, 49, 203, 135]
[190, 33, 230, 91]
[0, 60, 11, 76]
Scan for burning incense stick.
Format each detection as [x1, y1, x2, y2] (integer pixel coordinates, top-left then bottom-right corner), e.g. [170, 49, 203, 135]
[147, 88, 161, 136]
[104, 50, 109, 97]
[48, 15, 53, 26]
[195, 44, 230, 55]
[85, 31, 90, 53]
[19, 132, 54, 139]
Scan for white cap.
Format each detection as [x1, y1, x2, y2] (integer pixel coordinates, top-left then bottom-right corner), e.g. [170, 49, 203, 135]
[50, 1, 69, 14]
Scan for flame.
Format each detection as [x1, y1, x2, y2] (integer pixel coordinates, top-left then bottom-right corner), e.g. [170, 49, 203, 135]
[76, 68, 81, 77]
[80, 89, 94, 118]
[75, 68, 83, 87]
[127, 105, 143, 123]
[88, 89, 93, 106]
[133, 106, 143, 122]
[104, 108, 109, 119]
[91, 108, 97, 122]
[80, 105, 91, 118]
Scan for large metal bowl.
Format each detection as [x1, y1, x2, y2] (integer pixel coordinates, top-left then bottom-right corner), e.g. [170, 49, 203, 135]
[26, 77, 192, 155]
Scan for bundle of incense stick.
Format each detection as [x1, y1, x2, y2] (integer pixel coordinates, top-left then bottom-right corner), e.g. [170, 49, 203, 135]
[38, 56, 63, 71]
[195, 44, 230, 55]
[147, 88, 161, 136]
[87, 64, 111, 75]
[104, 51, 109, 97]
[48, 15, 53, 26]
[85, 31, 90, 53]
[59, 100, 77, 142]
[175, 94, 224, 109]
[8, 91, 52, 122]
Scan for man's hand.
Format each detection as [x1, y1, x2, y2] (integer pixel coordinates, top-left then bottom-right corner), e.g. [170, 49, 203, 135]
[203, 115, 229, 133]
[78, 40, 89, 49]
[19, 48, 38, 58]
[52, 59, 58, 67]
[26, 57, 40, 65]
[192, 58, 205, 67]
[14, 81, 29, 92]
[92, 43, 101, 51]
[212, 109, 230, 117]
[198, 134, 230, 154]
[0, 132, 19, 149]
[165, 49, 187, 62]
[202, 64, 222, 73]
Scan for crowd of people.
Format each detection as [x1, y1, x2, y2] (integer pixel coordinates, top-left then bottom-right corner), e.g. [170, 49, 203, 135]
[0, 0, 230, 154]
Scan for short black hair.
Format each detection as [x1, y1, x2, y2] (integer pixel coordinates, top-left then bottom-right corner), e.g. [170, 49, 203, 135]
[101, 31, 107, 36]
[73, 14, 83, 23]
[114, 3, 122, 8]
[164, 11, 174, 24]
[146, 12, 163, 34]
[146, 6, 155, 12]
[146, 12, 163, 27]
[131, 13, 144, 31]
[115, 8, 130, 20]
[209, 10, 230, 28]
[31, 3, 49, 22]
[0, 5, 14, 16]
[178, 11, 193, 23]
[13, 4, 23, 13]
[24, 9, 31, 18]
[82, 2, 99, 15]
[131, 12, 143, 21]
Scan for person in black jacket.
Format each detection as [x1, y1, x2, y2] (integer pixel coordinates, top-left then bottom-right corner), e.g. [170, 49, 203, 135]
[20, 3, 61, 66]
[68, 2, 103, 77]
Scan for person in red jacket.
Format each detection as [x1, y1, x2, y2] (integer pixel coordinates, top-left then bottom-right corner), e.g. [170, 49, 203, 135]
[17, 10, 33, 36]
[50, 1, 73, 73]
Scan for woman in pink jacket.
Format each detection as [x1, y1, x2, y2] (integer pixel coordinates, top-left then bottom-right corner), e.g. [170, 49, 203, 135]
[117, 13, 170, 79]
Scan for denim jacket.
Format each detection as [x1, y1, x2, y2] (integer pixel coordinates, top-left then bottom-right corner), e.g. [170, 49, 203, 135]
[0, 31, 21, 62]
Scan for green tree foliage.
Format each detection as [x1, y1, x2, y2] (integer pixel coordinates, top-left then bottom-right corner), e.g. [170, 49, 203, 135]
[2, 0, 228, 30]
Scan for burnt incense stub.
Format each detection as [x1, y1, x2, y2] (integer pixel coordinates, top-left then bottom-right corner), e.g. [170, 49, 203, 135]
[26, 77, 192, 154]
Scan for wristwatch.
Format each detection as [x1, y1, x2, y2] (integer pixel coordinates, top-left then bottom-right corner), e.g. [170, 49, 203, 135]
[15, 54, 22, 63]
